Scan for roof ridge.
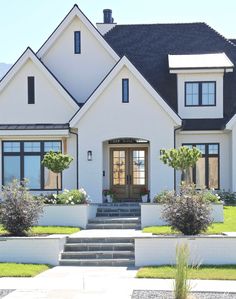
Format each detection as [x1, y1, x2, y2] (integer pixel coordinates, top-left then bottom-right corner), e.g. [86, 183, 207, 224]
[113, 22, 206, 26]
[204, 23, 236, 48]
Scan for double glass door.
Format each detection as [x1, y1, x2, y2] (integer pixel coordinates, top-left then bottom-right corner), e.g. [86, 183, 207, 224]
[110, 148, 148, 200]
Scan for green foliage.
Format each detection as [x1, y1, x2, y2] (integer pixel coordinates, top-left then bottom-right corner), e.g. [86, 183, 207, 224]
[56, 188, 88, 204]
[0, 180, 44, 236]
[218, 190, 236, 204]
[174, 244, 191, 299]
[203, 191, 221, 203]
[153, 190, 174, 203]
[42, 151, 73, 174]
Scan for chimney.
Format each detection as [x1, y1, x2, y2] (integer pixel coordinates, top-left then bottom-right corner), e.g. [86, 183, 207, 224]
[103, 9, 113, 24]
[96, 9, 117, 36]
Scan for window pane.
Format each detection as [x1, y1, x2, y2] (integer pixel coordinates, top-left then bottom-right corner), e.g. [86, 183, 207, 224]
[202, 82, 215, 105]
[44, 168, 61, 190]
[186, 83, 199, 105]
[209, 157, 218, 189]
[24, 142, 40, 152]
[196, 144, 205, 155]
[209, 144, 219, 155]
[44, 142, 61, 152]
[122, 79, 129, 103]
[24, 156, 41, 189]
[132, 150, 145, 185]
[195, 157, 206, 189]
[74, 31, 81, 54]
[112, 150, 126, 185]
[3, 156, 20, 184]
[3, 142, 20, 152]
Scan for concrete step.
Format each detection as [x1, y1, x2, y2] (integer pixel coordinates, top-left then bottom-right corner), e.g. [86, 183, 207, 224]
[59, 258, 135, 266]
[98, 203, 140, 207]
[61, 250, 134, 259]
[86, 223, 141, 230]
[88, 217, 140, 224]
[66, 237, 134, 244]
[97, 207, 140, 212]
[96, 212, 141, 217]
[64, 243, 134, 252]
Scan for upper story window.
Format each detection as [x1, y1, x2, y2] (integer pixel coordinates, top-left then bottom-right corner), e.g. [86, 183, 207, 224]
[122, 79, 129, 103]
[27, 76, 35, 104]
[74, 31, 81, 54]
[185, 82, 216, 106]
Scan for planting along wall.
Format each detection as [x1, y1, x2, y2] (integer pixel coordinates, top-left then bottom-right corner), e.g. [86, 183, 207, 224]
[135, 236, 236, 266]
[0, 235, 66, 266]
[141, 203, 224, 228]
[37, 204, 98, 228]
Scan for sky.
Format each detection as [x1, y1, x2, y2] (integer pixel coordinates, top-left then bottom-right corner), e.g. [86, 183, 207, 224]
[1, 0, 236, 63]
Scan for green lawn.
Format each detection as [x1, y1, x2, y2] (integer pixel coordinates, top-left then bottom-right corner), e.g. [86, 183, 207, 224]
[0, 225, 80, 236]
[137, 265, 236, 280]
[0, 263, 51, 277]
[143, 206, 236, 235]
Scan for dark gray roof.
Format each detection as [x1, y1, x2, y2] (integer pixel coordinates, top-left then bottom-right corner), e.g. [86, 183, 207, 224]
[105, 23, 236, 130]
[182, 119, 225, 131]
[0, 124, 69, 130]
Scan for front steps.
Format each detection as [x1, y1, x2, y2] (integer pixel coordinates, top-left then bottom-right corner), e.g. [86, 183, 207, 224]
[59, 203, 140, 266]
[59, 237, 135, 266]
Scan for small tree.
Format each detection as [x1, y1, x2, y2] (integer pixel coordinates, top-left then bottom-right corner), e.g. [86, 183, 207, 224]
[42, 151, 73, 194]
[160, 146, 201, 184]
[0, 180, 44, 236]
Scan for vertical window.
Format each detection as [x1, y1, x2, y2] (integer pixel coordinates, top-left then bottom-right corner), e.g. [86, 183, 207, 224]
[185, 82, 216, 106]
[183, 143, 219, 189]
[28, 76, 35, 104]
[74, 31, 81, 54]
[2, 141, 62, 190]
[122, 79, 129, 103]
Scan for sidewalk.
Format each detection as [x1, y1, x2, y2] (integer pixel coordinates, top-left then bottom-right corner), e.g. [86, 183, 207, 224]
[2, 266, 236, 299]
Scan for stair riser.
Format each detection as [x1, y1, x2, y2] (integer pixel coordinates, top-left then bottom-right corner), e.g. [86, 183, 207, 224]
[59, 260, 135, 267]
[64, 244, 134, 251]
[97, 209, 140, 213]
[86, 224, 140, 229]
[96, 213, 141, 217]
[61, 252, 134, 259]
[67, 238, 134, 243]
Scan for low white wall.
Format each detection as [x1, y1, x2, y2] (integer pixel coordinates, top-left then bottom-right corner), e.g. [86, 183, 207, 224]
[141, 203, 224, 228]
[0, 235, 66, 266]
[37, 204, 98, 228]
[135, 236, 236, 266]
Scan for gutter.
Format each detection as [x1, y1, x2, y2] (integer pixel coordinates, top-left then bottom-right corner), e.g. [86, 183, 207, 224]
[174, 125, 183, 191]
[69, 128, 79, 189]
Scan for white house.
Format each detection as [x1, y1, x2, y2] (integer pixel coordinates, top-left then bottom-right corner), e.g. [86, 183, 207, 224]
[1, 5, 236, 202]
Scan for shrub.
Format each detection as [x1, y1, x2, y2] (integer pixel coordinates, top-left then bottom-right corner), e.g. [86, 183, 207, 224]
[218, 190, 236, 205]
[174, 244, 191, 299]
[153, 190, 174, 203]
[161, 185, 213, 235]
[34, 193, 58, 205]
[202, 191, 221, 203]
[0, 180, 44, 236]
[56, 188, 88, 204]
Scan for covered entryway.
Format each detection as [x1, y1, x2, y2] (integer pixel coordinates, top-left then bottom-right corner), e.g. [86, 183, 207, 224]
[108, 139, 148, 200]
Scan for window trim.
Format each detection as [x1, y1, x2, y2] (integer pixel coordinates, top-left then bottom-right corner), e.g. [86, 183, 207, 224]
[74, 31, 81, 54]
[27, 76, 35, 104]
[184, 81, 216, 107]
[122, 78, 129, 103]
[2, 140, 62, 191]
[182, 143, 220, 189]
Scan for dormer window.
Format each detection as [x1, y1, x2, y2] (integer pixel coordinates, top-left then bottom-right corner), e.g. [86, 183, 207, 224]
[185, 82, 216, 106]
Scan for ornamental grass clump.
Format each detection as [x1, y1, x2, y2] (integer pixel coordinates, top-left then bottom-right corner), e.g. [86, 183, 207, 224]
[0, 180, 44, 236]
[161, 184, 213, 235]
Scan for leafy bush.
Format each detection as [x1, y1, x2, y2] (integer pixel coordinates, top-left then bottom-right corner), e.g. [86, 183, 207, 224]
[55, 189, 88, 204]
[34, 193, 58, 205]
[161, 185, 213, 235]
[0, 180, 44, 236]
[202, 191, 221, 203]
[153, 190, 174, 203]
[218, 190, 236, 205]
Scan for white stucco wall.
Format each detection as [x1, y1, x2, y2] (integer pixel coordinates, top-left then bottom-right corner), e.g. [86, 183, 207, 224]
[177, 73, 223, 119]
[0, 59, 76, 124]
[41, 16, 116, 102]
[76, 66, 177, 202]
[176, 131, 230, 191]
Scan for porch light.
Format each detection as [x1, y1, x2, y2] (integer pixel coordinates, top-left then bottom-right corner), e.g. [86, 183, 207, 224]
[87, 150, 92, 161]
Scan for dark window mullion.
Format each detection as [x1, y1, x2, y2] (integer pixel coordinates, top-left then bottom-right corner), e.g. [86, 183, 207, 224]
[199, 83, 202, 106]
[20, 142, 24, 182]
[41, 141, 44, 190]
[205, 145, 209, 189]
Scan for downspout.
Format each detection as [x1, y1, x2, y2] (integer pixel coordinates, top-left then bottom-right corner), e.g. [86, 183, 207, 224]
[69, 128, 79, 189]
[174, 125, 183, 191]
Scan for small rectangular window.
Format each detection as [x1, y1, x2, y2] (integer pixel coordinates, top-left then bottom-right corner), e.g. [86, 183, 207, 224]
[28, 76, 35, 104]
[185, 82, 216, 106]
[122, 79, 129, 103]
[74, 31, 81, 54]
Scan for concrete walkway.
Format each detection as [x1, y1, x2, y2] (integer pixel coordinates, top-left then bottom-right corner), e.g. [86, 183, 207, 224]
[2, 266, 236, 299]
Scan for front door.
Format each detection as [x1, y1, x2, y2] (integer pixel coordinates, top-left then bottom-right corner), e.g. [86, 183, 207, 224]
[110, 148, 148, 200]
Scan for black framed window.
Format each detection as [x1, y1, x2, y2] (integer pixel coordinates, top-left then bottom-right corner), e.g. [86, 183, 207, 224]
[74, 31, 81, 54]
[2, 141, 62, 191]
[122, 78, 129, 103]
[27, 76, 35, 104]
[185, 82, 216, 106]
[183, 143, 219, 189]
